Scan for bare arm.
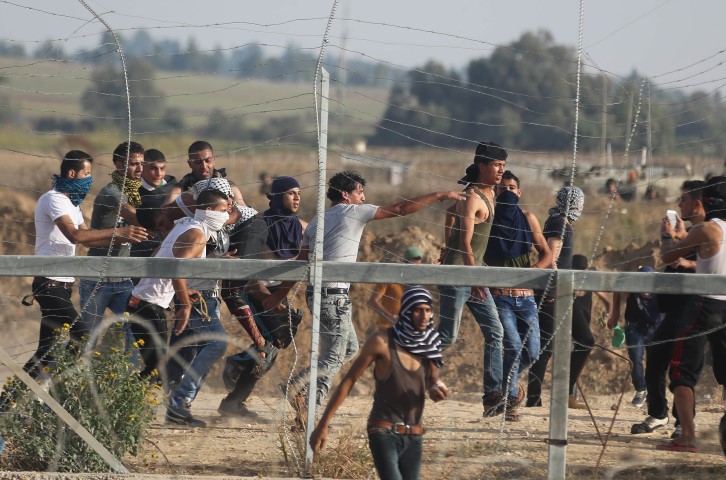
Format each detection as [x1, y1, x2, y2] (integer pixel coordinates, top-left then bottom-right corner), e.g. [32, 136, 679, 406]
[373, 191, 465, 221]
[607, 292, 625, 328]
[162, 184, 183, 208]
[525, 211, 553, 269]
[547, 237, 562, 269]
[660, 223, 711, 264]
[54, 215, 147, 247]
[230, 183, 246, 206]
[594, 291, 611, 312]
[171, 228, 207, 335]
[119, 203, 140, 226]
[457, 193, 484, 267]
[367, 285, 396, 327]
[309, 331, 386, 452]
[261, 244, 310, 310]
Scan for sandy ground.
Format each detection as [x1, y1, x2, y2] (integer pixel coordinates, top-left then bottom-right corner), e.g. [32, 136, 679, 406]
[110, 387, 726, 479]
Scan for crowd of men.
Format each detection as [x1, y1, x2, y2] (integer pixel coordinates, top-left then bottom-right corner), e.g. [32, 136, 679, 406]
[14, 139, 726, 476]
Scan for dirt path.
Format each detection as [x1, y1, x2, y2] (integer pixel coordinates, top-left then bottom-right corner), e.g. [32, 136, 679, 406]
[123, 388, 726, 479]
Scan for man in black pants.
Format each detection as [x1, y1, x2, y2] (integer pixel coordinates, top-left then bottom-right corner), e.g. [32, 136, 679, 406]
[25, 151, 146, 377]
[630, 180, 705, 436]
[526, 186, 588, 408]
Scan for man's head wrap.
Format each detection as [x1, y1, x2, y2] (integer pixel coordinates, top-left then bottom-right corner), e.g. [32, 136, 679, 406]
[263, 176, 303, 259]
[548, 186, 585, 223]
[392, 286, 443, 367]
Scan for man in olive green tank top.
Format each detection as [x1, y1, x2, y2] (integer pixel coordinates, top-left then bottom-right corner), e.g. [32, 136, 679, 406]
[437, 141, 509, 418]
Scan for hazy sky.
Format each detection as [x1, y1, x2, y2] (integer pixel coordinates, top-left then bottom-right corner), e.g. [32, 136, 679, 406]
[5, 1, 726, 90]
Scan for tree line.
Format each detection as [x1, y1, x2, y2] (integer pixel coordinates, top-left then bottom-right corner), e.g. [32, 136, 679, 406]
[369, 30, 726, 156]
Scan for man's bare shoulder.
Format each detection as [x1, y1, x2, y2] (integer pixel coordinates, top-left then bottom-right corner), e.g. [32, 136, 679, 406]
[364, 329, 391, 353]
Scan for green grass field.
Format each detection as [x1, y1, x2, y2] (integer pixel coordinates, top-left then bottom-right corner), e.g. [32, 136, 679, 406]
[0, 55, 390, 141]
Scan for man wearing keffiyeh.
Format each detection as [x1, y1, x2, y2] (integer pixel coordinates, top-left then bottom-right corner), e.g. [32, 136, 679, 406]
[310, 286, 448, 480]
[79, 141, 146, 356]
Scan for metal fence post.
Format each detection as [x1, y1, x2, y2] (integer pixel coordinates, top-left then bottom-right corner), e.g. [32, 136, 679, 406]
[305, 67, 329, 471]
[0, 348, 128, 473]
[547, 270, 574, 480]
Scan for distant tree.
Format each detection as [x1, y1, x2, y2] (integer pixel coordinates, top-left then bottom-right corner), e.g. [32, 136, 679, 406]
[80, 58, 169, 132]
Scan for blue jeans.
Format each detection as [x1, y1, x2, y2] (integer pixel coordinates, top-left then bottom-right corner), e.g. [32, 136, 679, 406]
[494, 294, 540, 400]
[292, 292, 357, 407]
[368, 428, 422, 480]
[438, 285, 503, 400]
[79, 279, 139, 362]
[171, 294, 227, 404]
[625, 322, 656, 392]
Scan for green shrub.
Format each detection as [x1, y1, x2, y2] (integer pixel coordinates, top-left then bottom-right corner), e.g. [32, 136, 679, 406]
[0, 323, 157, 472]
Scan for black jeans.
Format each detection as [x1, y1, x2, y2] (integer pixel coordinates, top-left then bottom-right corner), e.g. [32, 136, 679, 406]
[24, 277, 86, 378]
[527, 298, 594, 405]
[126, 295, 169, 378]
[645, 303, 690, 421]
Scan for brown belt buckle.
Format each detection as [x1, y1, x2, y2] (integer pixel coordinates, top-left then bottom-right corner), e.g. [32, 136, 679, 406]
[394, 423, 411, 434]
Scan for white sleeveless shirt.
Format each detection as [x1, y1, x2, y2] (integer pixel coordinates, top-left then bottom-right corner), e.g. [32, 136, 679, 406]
[132, 220, 206, 308]
[696, 218, 726, 301]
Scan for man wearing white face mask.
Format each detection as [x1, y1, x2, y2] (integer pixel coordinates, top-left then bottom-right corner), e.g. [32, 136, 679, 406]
[133, 188, 230, 427]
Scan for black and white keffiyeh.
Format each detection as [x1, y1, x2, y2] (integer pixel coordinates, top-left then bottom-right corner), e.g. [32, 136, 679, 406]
[392, 286, 443, 367]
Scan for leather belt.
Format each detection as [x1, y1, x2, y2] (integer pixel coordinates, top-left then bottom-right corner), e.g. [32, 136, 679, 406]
[367, 420, 425, 435]
[490, 288, 535, 298]
[307, 287, 348, 296]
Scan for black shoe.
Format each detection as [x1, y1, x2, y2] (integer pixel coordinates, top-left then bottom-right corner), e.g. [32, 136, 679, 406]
[670, 423, 682, 439]
[166, 400, 206, 427]
[525, 397, 542, 408]
[218, 398, 259, 418]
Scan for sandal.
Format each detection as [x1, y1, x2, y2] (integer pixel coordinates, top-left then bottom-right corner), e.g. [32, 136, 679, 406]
[656, 439, 699, 453]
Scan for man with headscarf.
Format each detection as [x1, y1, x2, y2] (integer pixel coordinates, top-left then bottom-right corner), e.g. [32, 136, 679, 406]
[163, 188, 232, 427]
[485, 170, 552, 421]
[23, 150, 147, 378]
[218, 176, 306, 418]
[79, 141, 145, 355]
[263, 171, 463, 428]
[657, 176, 726, 452]
[163, 177, 267, 395]
[526, 185, 586, 408]
[310, 286, 448, 480]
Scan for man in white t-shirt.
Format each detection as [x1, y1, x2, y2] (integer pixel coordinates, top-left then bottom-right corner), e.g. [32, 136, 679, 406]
[264, 170, 463, 424]
[25, 150, 147, 378]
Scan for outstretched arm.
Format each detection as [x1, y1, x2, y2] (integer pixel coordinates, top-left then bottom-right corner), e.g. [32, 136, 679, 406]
[55, 216, 147, 247]
[373, 191, 465, 221]
[309, 332, 385, 453]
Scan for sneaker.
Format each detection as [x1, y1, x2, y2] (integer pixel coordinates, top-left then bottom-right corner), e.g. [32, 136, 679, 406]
[631, 415, 668, 434]
[671, 423, 683, 439]
[166, 399, 206, 428]
[525, 397, 542, 408]
[218, 398, 259, 418]
[631, 390, 647, 408]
